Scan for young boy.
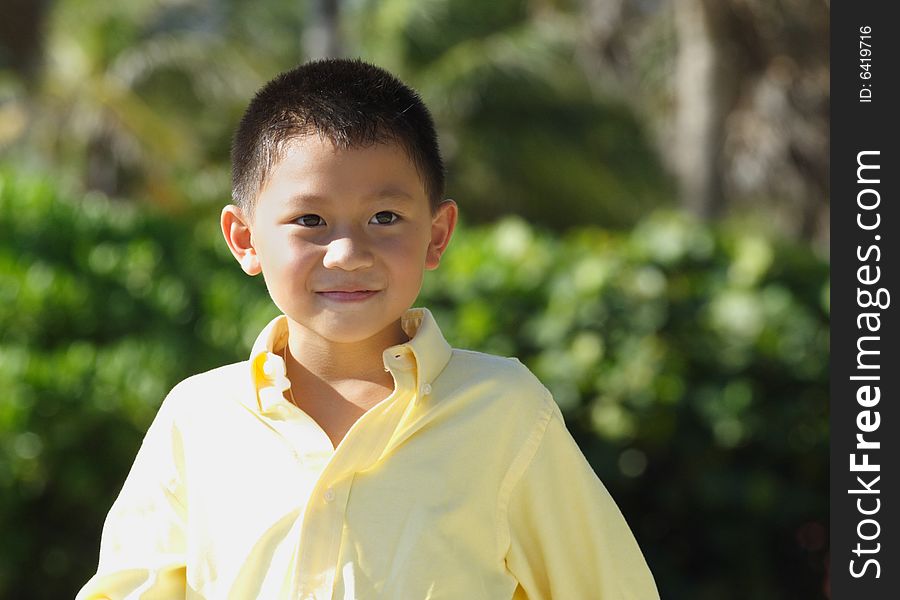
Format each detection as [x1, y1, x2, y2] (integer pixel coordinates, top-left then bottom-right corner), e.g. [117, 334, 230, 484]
[78, 58, 658, 599]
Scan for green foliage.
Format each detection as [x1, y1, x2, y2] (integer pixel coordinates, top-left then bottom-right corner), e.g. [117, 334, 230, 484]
[1, 170, 827, 598]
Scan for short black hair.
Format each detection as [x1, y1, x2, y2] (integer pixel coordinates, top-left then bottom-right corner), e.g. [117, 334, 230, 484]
[231, 58, 445, 215]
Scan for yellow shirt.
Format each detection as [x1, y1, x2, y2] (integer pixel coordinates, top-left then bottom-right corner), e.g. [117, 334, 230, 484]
[77, 307, 659, 599]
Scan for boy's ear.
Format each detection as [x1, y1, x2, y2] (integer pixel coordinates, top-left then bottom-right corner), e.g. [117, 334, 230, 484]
[221, 204, 261, 276]
[425, 199, 458, 270]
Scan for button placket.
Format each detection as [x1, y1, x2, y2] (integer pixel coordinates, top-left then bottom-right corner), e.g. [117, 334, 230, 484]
[296, 482, 344, 600]
[295, 357, 416, 599]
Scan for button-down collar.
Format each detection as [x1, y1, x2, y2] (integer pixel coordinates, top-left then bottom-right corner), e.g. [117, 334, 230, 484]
[246, 307, 452, 415]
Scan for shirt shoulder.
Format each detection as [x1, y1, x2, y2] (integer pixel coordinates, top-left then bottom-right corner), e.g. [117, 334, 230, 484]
[156, 360, 251, 423]
[440, 348, 558, 422]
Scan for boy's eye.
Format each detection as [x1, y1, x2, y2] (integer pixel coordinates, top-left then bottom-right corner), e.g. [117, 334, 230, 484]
[296, 214, 325, 227]
[371, 211, 399, 225]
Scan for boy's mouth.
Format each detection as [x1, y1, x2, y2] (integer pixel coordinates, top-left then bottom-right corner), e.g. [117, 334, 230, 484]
[316, 290, 380, 302]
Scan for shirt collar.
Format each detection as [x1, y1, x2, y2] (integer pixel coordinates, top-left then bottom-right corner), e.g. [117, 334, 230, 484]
[245, 307, 452, 414]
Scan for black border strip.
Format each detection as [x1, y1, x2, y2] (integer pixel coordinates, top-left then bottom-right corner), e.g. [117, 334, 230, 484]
[830, 2, 898, 597]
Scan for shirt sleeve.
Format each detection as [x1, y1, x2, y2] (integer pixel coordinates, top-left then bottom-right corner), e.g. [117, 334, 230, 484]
[76, 387, 189, 600]
[503, 402, 659, 600]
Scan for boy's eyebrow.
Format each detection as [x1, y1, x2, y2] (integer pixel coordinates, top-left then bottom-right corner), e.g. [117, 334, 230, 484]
[371, 186, 415, 201]
[287, 186, 416, 205]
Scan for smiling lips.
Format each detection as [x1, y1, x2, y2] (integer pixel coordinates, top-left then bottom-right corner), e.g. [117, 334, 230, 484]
[316, 289, 380, 302]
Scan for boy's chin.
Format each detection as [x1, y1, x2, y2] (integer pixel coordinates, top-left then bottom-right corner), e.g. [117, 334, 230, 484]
[290, 313, 405, 346]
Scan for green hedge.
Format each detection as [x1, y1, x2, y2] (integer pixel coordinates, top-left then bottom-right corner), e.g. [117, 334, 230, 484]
[0, 170, 828, 599]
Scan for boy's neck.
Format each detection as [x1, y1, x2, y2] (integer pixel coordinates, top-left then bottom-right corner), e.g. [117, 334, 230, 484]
[283, 317, 409, 387]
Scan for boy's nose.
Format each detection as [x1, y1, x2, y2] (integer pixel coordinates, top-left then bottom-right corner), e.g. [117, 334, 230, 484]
[322, 236, 375, 271]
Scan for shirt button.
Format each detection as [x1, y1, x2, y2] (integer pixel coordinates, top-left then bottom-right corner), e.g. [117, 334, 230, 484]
[420, 383, 432, 396]
[324, 488, 336, 503]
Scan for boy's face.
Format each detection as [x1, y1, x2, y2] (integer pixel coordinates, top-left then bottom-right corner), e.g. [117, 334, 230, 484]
[222, 135, 456, 346]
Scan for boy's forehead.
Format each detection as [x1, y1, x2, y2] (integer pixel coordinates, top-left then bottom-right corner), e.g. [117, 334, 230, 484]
[256, 133, 429, 206]
[277, 132, 413, 166]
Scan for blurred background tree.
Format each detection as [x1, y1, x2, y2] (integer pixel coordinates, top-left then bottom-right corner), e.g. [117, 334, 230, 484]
[1, 0, 828, 598]
[576, 0, 829, 240]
